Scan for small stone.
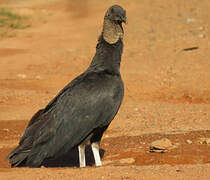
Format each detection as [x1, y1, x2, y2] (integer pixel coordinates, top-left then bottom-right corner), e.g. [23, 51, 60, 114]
[174, 143, 180, 148]
[198, 34, 205, 38]
[35, 75, 41, 79]
[17, 74, 26, 79]
[185, 18, 196, 23]
[119, 158, 135, 164]
[186, 139, 192, 144]
[198, 138, 210, 144]
[3, 128, 9, 132]
[199, 26, 204, 30]
[150, 138, 173, 153]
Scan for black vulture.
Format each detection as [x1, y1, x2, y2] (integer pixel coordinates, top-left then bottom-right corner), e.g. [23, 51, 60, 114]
[8, 4, 127, 168]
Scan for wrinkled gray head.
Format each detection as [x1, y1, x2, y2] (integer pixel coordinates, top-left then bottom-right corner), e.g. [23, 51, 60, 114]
[103, 5, 127, 44]
[105, 5, 127, 24]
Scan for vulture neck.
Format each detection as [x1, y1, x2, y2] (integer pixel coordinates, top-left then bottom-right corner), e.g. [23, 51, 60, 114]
[89, 18, 124, 75]
[102, 18, 124, 44]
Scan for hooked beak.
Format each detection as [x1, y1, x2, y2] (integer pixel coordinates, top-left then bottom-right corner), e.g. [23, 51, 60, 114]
[122, 16, 127, 24]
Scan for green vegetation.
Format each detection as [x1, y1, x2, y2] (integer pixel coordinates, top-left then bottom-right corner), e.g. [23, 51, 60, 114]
[0, 8, 30, 37]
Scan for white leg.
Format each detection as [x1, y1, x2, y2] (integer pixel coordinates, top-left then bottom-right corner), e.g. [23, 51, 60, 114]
[78, 144, 86, 168]
[91, 142, 102, 167]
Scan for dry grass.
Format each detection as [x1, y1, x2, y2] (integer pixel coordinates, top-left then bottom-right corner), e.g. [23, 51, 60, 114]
[0, 8, 30, 37]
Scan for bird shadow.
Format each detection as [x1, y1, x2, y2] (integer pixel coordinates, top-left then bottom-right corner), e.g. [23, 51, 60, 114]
[42, 145, 105, 167]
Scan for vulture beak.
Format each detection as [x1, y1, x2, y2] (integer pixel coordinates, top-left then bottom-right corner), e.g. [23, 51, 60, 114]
[122, 16, 127, 24]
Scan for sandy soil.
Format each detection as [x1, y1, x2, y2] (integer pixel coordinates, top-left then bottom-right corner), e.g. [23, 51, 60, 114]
[0, 0, 210, 179]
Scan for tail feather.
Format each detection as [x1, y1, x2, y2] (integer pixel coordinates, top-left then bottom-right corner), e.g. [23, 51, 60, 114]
[9, 152, 28, 167]
[8, 146, 30, 167]
[8, 109, 46, 167]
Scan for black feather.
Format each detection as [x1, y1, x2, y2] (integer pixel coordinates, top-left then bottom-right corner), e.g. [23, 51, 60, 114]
[8, 6, 125, 168]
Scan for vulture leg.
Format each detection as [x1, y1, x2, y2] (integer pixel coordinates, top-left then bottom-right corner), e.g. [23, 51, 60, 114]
[78, 143, 86, 168]
[91, 141, 102, 167]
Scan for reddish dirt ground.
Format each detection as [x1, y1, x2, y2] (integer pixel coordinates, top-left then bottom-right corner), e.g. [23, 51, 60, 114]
[0, 0, 210, 179]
